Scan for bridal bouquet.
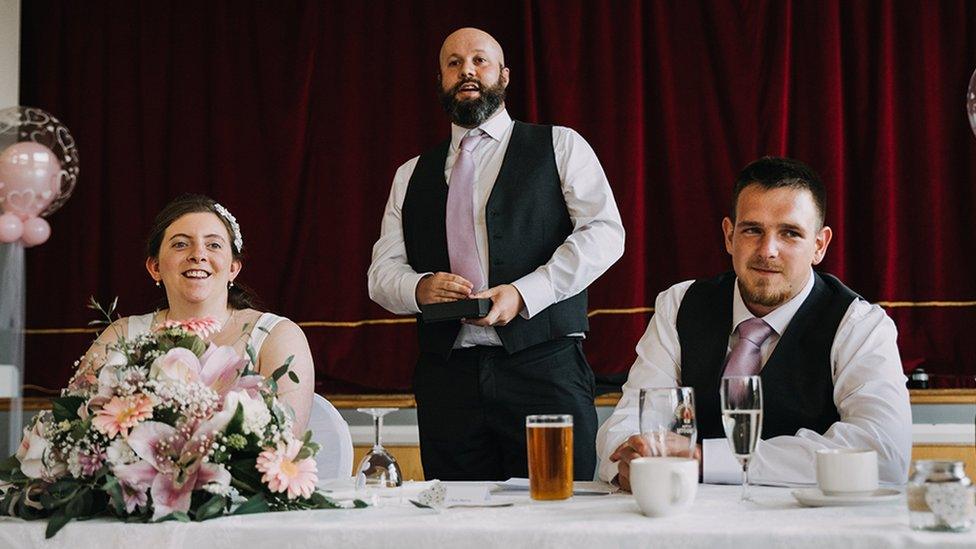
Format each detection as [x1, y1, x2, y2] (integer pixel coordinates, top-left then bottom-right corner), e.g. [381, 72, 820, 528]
[0, 301, 358, 538]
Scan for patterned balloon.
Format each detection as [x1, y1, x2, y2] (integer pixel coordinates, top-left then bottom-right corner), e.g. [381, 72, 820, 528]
[0, 142, 62, 219]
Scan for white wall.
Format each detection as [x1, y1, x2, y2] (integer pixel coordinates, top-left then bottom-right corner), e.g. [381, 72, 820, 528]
[0, 0, 20, 108]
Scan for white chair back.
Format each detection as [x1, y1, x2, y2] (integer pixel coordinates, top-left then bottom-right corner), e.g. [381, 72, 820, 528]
[308, 393, 354, 482]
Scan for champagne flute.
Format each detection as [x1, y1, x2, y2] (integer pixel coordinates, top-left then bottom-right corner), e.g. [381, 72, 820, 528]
[720, 376, 763, 502]
[355, 407, 403, 488]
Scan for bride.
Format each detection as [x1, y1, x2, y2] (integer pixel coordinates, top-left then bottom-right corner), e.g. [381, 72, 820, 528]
[82, 194, 314, 431]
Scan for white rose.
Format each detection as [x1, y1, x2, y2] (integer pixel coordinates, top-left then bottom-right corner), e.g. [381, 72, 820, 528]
[16, 420, 66, 481]
[149, 348, 203, 384]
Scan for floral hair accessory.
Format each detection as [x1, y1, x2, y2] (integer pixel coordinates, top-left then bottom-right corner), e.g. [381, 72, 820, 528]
[212, 202, 243, 253]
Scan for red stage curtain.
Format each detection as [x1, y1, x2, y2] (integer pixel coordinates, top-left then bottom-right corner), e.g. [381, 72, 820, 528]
[17, 1, 976, 394]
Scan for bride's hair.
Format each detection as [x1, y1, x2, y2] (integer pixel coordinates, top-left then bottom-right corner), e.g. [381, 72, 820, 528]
[146, 194, 261, 310]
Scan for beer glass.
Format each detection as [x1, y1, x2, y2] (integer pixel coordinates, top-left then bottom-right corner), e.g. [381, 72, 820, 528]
[638, 387, 697, 458]
[526, 414, 573, 500]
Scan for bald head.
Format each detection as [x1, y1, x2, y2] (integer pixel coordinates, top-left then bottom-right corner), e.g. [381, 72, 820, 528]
[437, 27, 510, 128]
[439, 27, 506, 68]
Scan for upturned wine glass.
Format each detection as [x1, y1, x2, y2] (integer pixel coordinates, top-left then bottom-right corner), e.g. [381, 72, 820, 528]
[356, 407, 402, 488]
[719, 376, 763, 502]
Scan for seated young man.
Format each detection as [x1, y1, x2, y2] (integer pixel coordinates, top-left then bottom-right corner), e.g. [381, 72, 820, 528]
[597, 157, 911, 490]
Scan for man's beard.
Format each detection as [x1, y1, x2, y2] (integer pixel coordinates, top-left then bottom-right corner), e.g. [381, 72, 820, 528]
[438, 75, 506, 128]
[739, 275, 793, 309]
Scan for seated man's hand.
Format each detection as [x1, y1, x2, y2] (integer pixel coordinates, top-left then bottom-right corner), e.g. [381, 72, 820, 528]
[610, 433, 703, 492]
[416, 272, 473, 305]
[465, 284, 524, 327]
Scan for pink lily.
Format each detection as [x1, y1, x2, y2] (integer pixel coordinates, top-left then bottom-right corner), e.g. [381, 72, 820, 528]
[151, 344, 262, 399]
[198, 344, 261, 398]
[115, 406, 235, 520]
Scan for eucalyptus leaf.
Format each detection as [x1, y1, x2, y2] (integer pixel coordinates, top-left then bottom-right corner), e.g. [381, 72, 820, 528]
[245, 344, 258, 369]
[287, 371, 300, 384]
[270, 364, 289, 382]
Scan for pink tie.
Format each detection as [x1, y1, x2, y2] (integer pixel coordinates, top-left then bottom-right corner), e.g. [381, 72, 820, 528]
[446, 132, 488, 291]
[723, 317, 775, 378]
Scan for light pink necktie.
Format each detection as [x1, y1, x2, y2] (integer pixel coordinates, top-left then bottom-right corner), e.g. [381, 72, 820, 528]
[723, 317, 775, 378]
[446, 132, 488, 291]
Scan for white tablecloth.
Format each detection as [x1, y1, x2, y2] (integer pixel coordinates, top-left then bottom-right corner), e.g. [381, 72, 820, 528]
[1, 484, 973, 548]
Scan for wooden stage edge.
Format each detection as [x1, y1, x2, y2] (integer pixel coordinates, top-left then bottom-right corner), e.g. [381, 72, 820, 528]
[2, 389, 973, 412]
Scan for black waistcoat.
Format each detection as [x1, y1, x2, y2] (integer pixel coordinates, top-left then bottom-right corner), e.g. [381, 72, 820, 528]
[676, 271, 858, 440]
[401, 122, 588, 358]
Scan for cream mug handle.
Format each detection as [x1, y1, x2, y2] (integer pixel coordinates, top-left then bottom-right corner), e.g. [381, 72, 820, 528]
[670, 471, 684, 504]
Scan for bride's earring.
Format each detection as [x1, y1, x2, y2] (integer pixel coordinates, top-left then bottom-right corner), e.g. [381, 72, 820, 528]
[228, 281, 235, 289]
[155, 280, 161, 288]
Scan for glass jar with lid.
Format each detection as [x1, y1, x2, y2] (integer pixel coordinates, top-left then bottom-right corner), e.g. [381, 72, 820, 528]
[908, 460, 975, 532]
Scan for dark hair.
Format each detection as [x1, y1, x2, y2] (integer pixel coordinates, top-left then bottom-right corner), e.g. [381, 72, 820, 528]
[146, 193, 260, 310]
[732, 156, 826, 227]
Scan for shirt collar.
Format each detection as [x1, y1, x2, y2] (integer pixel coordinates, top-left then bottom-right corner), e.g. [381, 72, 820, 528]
[450, 108, 512, 151]
[731, 267, 816, 336]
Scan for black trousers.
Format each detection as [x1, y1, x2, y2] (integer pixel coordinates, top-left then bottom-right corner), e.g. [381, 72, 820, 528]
[413, 337, 598, 481]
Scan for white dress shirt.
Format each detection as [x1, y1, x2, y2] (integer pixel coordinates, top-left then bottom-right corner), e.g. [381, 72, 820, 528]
[596, 269, 912, 485]
[368, 108, 625, 347]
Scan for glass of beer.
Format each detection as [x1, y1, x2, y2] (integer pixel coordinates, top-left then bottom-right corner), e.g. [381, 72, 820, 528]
[526, 414, 573, 500]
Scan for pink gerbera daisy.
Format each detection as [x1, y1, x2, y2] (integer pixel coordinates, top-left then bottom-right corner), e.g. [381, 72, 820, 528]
[256, 440, 318, 500]
[92, 395, 154, 439]
[157, 317, 222, 338]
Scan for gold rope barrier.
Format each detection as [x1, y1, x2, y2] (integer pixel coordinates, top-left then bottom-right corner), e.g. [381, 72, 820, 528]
[19, 299, 976, 335]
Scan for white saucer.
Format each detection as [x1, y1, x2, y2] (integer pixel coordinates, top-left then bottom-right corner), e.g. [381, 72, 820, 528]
[792, 487, 902, 507]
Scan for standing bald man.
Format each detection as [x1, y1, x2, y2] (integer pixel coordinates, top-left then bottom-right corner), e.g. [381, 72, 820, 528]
[368, 28, 625, 480]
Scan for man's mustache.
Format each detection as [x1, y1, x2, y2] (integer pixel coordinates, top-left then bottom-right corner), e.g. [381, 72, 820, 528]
[748, 261, 783, 272]
[449, 78, 483, 95]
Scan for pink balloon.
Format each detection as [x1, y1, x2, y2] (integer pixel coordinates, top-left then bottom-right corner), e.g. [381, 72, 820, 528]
[0, 212, 23, 243]
[0, 142, 62, 219]
[20, 216, 50, 247]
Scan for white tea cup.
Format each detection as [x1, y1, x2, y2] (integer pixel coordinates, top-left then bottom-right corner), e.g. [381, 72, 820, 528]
[630, 456, 698, 517]
[816, 448, 878, 496]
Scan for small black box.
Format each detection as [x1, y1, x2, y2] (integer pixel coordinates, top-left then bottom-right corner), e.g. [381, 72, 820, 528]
[420, 298, 493, 323]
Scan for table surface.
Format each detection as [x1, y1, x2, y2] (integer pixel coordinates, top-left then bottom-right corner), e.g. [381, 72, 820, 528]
[1, 483, 974, 548]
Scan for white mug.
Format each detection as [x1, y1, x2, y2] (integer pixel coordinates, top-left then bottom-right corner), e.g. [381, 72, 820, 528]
[630, 456, 698, 517]
[816, 448, 878, 496]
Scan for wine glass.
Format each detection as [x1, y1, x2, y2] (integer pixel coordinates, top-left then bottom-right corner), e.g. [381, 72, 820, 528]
[638, 387, 697, 457]
[719, 376, 763, 502]
[356, 407, 403, 488]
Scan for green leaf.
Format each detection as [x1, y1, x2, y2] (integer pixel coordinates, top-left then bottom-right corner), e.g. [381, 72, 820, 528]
[245, 344, 258, 369]
[270, 364, 289, 382]
[225, 403, 245, 435]
[176, 335, 207, 356]
[45, 512, 72, 539]
[156, 511, 191, 522]
[194, 494, 226, 521]
[232, 493, 269, 515]
[352, 499, 369, 509]
[102, 477, 126, 516]
[52, 396, 86, 422]
[0, 454, 21, 474]
[64, 487, 92, 518]
[309, 492, 342, 509]
[287, 371, 300, 384]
